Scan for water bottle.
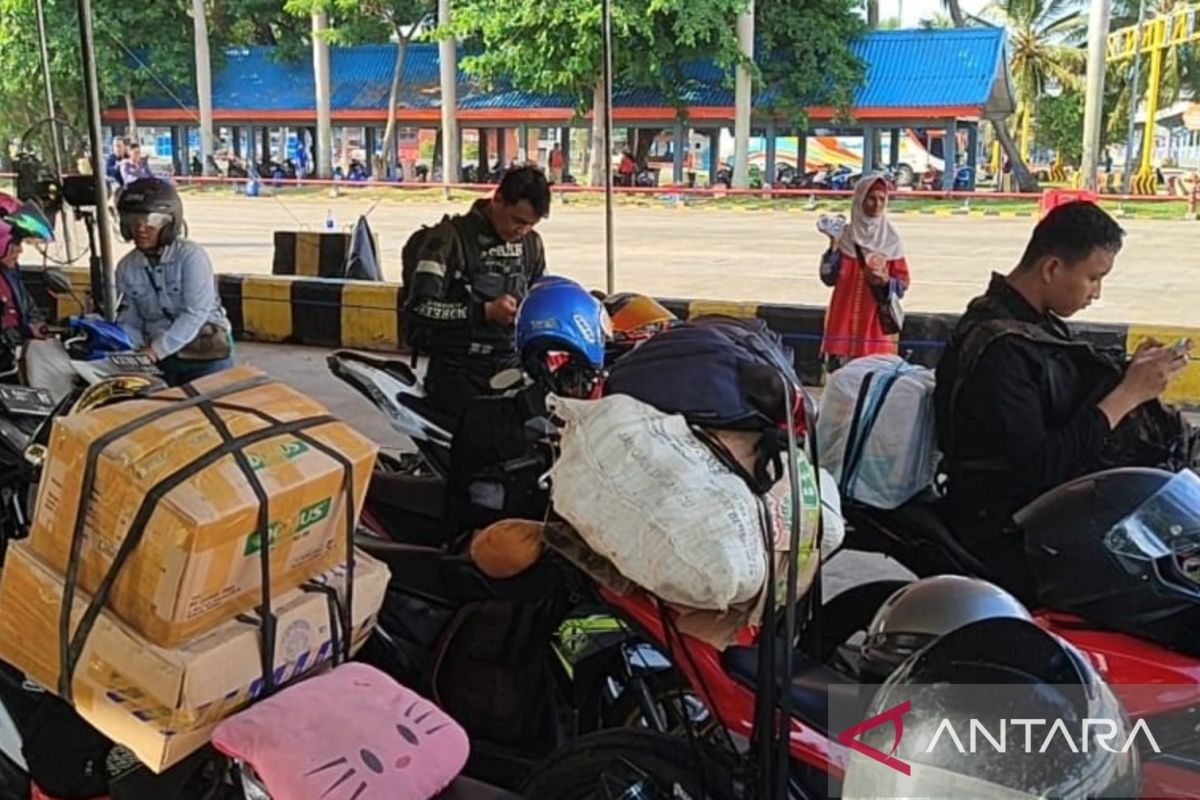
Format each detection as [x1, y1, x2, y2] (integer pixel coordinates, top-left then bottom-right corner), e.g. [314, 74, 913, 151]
[325, 210, 335, 231]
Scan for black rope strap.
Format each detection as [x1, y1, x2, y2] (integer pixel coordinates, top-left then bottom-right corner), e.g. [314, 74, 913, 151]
[58, 407, 335, 701]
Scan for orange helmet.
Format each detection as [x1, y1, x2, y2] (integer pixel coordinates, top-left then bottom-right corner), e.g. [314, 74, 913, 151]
[603, 293, 676, 335]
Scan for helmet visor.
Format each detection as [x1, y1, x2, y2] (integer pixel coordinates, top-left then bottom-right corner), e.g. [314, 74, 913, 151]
[1105, 470, 1200, 596]
[121, 211, 172, 230]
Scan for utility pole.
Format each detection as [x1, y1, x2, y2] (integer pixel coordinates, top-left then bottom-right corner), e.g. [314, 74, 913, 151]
[192, 0, 215, 177]
[1080, 0, 1111, 192]
[602, 0, 614, 292]
[438, 0, 459, 192]
[312, 9, 333, 180]
[733, 3, 754, 189]
[75, 0, 117, 319]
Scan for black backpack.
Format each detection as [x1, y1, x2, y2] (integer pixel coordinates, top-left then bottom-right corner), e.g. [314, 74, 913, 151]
[605, 315, 799, 432]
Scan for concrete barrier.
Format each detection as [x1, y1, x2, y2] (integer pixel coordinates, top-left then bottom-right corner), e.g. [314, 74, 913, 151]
[22, 269, 1200, 407]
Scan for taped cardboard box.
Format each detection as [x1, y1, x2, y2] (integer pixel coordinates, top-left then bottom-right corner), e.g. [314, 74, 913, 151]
[0, 543, 389, 773]
[28, 364, 378, 647]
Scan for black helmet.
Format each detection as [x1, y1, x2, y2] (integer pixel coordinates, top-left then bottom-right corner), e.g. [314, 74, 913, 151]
[1018, 467, 1200, 655]
[116, 177, 184, 245]
[842, 617, 1141, 800]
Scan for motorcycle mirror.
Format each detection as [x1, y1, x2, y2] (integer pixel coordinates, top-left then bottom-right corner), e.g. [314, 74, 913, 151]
[43, 269, 73, 295]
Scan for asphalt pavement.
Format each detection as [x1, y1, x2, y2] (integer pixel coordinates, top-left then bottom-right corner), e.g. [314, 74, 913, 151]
[58, 193, 1200, 327]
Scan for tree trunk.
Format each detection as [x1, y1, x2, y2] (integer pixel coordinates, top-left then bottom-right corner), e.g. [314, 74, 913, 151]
[378, 36, 409, 180]
[124, 91, 139, 142]
[943, 0, 966, 27]
[992, 121, 1039, 193]
[634, 128, 663, 165]
[868, 0, 880, 27]
[192, 0, 215, 176]
[590, 74, 607, 187]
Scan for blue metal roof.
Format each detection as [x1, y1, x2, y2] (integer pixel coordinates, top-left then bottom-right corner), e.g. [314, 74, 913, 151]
[134, 28, 1009, 116]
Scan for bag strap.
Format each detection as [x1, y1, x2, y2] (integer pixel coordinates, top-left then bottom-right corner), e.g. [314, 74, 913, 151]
[844, 364, 906, 497]
[839, 371, 875, 497]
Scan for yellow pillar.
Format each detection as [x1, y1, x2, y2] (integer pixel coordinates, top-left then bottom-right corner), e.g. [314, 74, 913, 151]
[1136, 42, 1165, 192]
[990, 140, 1001, 174]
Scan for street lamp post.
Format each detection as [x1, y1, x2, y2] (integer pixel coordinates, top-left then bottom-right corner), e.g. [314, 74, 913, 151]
[602, 0, 615, 293]
[75, 0, 117, 319]
[1079, 0, 1111, 192]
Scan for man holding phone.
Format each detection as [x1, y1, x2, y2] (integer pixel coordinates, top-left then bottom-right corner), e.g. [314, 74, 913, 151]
[402, 165, 549, 418]
[936, 201, 1193, 598]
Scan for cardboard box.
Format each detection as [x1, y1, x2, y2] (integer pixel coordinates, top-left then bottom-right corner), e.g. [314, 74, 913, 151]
[0, 543, 390, 773]
[29, 365, 378, 646]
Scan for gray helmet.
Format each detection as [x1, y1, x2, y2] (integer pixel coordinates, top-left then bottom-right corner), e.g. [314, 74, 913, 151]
[860, 575, 1031, 681]
[844, 618, 1140, 800]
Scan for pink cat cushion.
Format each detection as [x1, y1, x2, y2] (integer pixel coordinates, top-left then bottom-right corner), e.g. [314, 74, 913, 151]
[212, 663, 470, 800]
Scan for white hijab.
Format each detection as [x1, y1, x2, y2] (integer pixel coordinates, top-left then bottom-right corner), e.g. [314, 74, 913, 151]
[838, 172, 904, 261]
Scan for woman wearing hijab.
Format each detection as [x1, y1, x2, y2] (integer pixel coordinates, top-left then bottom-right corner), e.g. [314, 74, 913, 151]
[819, 172, 911, 369]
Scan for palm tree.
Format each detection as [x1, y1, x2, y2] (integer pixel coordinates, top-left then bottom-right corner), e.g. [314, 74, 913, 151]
[938, 0, 1050, 191]
[987, 0, 1086, 161]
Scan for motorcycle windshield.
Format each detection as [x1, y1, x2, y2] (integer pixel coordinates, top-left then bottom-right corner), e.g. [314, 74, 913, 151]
[1105, 470, 1200, 592]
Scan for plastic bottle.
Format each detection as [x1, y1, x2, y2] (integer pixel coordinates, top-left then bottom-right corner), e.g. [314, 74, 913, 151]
[325, 210, 335, 231]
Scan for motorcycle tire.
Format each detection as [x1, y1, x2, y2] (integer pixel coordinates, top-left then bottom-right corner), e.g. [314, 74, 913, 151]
[520, 730, 735, 800]
[603, 672, 719, 744]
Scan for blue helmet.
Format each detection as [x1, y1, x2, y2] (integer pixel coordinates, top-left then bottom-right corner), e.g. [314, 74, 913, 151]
[516, 277, 609, 368]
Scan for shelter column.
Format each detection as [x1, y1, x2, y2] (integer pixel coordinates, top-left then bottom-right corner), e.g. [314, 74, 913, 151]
[862, 125, 876, 174]
[765, 120, 777, 185]
[673, 121, 686, 184]
[889, 128, 901, 168]
[941, 121, 958, 191]
[966, 123, 980, 189]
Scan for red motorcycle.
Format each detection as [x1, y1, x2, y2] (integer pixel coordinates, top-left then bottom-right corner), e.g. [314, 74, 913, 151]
[519, 469, 1200, 798]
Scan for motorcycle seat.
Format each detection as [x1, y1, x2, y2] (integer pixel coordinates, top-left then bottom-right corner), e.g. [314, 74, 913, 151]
[720, 645, 869, 735]
[887, 496, 992, 579]
[397, 393, 459, 441]
[328, 350, 459, 437]
[368, 470, 446, 520]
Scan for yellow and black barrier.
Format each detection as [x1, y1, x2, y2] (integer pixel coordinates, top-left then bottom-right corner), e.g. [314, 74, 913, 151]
[22, 269, 1200, 408]
[271, 231, 380, 279]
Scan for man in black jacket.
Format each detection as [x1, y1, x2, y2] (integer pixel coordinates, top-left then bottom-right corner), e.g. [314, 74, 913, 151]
[403, 166, 549, 418]
[935, 201, 1187, 595]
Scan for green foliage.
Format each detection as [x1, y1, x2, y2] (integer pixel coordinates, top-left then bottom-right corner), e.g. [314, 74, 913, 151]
[0, 0, 199, 157]
[756, 0, 866, 126]
[1033, 89, 1084, 162]
[447, 0, 864, 124]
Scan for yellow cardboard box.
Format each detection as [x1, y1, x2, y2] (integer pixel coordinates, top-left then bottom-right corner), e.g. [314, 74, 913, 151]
[0, 543, 390, 773]
[28, 365, 378, 646]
